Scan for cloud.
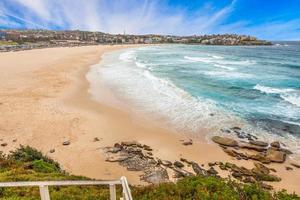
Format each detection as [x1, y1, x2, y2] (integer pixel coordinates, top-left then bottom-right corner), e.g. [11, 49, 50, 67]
[0, 0, 236, 35]
[0, 0, 299, 40]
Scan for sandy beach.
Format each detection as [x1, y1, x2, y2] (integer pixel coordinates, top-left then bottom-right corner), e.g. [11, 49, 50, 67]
[0, 45, 299, 194]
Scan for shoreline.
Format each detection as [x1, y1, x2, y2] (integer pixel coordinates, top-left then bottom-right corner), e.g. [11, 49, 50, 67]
[0, 45, 299, 194]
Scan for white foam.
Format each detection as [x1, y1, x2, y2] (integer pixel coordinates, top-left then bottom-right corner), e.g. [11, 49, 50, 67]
[254, 84, 295, 94]
[213, 64, 235, 71]
[281, 94, 300, 107]
[254, 84, 300, 107]
[119, 50, 136, 62]
[184, 56, 255, 66]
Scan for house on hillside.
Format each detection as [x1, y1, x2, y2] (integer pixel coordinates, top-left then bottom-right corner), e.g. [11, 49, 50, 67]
[0, 31, 6, 40]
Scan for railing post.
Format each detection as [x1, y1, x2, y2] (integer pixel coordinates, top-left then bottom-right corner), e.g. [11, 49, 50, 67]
[120, 176, 133, 200]
[39, 185, 50, 200]
[109, 184, 116, 200]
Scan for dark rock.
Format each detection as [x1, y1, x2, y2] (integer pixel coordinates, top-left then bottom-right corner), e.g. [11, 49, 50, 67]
[232, 172, 242, 178]
[173, 167, 193, 177]
[270, 141, 280, 149]
[249, 153, 271, 164]
[49, 149, 55, 153]
[1, 143, 7, 147]
[281, 148, 293, 155]
[260, 183, 273, 190]
[105, 152, 134, 162]
[253, 162, 270, 175]
[266, 148, 286, 163]
[114, 143, 123, 149]
[174, 161, 184, 168]
[220, 128, 231, 133]
[121, 141, 141, 147]
[141, 166, 169, 184]
[191, 162, 207, 176]
[208, 162, 216, 167]
[12, 139, 17, 142]
[286, 166, 293, 171]
[182, 140, 193, 146]
[231, 127, 241, 131]
[249, 140, 268, 147]
[242, 177, 256, 184]
[161, 160, 172, 167]
[211, 136, 238, 147]
[239, 143, 267, 152]
[254, 173, 281, 182]
[63, 141, 70, 146]
[207, 167, 218, 175]
[143, 145, 153, 151]
[93, 137, 100, 142]
[291, 163, 300, 168]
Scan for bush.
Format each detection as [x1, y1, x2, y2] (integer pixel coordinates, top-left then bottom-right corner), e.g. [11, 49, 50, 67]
[9, 145, 60, 171]
[31, 160, 59, 173]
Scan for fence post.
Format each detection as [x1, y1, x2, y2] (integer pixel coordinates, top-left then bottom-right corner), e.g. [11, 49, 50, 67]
[109, 184, 116, 200]
[39, 185, 50, 200]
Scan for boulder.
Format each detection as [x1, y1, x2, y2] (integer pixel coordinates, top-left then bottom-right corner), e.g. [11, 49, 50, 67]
[270, 141, 280, 149]
[1, 143, 7, 147]
[207, 167, 218, 175]
[191, 162, 207, 176]
[239, 143, 267, 152]
[93, 137, 100, 142]
[286, 166, 293, 171]
[266, 148, 286, 163]
[173, 167, 193, 177]
[49, 149, 55, 153]
[249, 140, 268, 147]
[62, 141, 70, 146]
[253, 162, 270, 175]
[211, 136, 238, 147]
[249, 153, 271, 164]
[174, 161, 184, 168]
[141, 167, 169, 184]
[105, 153, 134, 162]
[160, 160, 173, 167]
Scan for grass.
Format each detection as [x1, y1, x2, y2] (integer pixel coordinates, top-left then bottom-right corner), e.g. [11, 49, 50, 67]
[0, 41, 18, 46]
[0, 146, 299, 200]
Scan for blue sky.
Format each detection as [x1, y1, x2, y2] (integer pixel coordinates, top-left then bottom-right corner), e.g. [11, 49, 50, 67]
[0, 0, 299, 40]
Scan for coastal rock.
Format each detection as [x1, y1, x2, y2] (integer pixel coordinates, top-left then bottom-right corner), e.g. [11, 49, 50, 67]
[173, 167, 193, 178]
[211, 136, 238, 147]
[182, 139, 193, 146]
[254, 173, 281, 182]
[121, 141, 141, 147]
[63, 141, 70, 146]
[286, 166, 293, 171]
[174, 161, 184, 168]
[270, 141, 280, 149]
[160, 160, 173, 167]
[220, 128, 231, 133]
[231, 127, 241, 131]
[105, 152, 133, 162]
[1, 143, 7, 147]
[253, 162, 270, 175]
[105, 146, 122, 153]
[239, 143, 267, 152]
[93, 137, 100, 142]
[249, 153, 271, 164]
[141, 167, 169, 184]
[191, 162, 207, 176]
[249, 140, 268, 147]
[266, 148, 286, 163]
[49, 149, 55, 153]
[291, 163, 300, 168]
[143, 145, 153, 151]
[260, 183, 273, 190]
[207, 167, 218, 176]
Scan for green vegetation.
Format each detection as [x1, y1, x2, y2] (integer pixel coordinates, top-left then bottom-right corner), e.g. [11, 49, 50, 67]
[0, 146, 298, 200]
[0, 41, 18, 46]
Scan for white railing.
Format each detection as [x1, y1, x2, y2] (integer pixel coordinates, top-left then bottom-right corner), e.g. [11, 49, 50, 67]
[0, 176, 133, 200]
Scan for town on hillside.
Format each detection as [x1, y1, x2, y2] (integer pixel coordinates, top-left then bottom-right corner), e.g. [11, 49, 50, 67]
[0, 29, 271, 52]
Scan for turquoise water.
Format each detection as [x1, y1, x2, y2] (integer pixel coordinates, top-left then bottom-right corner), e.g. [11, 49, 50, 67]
[88, 43, 300, 156]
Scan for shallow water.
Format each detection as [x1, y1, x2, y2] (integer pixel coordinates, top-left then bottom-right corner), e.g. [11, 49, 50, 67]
[88, 43, 300, 158]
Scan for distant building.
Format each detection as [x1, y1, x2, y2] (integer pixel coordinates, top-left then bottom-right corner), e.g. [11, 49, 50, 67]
[0, 31, 6, 40]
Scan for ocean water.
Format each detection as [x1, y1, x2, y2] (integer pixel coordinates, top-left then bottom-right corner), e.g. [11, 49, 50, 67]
[87, 43, 300, 158]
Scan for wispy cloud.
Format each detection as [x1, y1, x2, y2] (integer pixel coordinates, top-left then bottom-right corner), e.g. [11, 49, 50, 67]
[0, 0, 300, 40]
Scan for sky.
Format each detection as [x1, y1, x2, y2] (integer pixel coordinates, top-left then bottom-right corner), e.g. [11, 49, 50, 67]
[0, 0, 299, 40]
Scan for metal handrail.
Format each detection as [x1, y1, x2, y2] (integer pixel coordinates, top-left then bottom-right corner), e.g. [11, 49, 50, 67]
[0, 176, 132, 200]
